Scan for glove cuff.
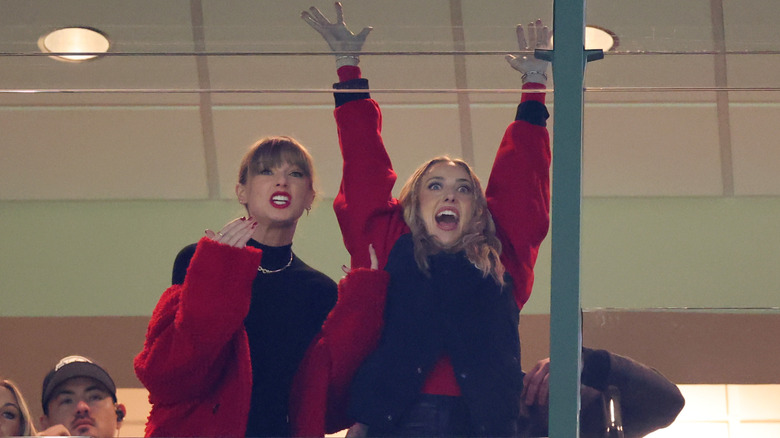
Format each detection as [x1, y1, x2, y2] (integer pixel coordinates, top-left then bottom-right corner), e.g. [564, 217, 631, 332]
[336, 54, 360, 68]
[522, 71, 548, 85]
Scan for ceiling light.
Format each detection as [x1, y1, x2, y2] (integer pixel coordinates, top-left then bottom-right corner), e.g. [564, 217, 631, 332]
[39, 27, 110, 62]
[550, 25, 618, 52]
[585, 25, 618, 51]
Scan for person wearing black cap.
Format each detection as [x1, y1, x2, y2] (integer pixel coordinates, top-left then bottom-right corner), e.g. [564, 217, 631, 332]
[39, 355, 126, 438]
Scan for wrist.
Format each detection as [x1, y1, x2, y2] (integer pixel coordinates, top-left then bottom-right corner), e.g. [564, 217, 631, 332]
[521, 81, 546, 104]
[336, 54, 360, 68]
[521, 71, 548, 85]
[337, 65, 362, 82]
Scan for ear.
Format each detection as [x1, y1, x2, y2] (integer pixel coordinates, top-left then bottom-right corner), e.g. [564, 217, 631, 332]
[305, 188, 316, 211]
[235, 183, 247, 205]
[39, 414, 49, 430]
[115, 404, 127, 432]
[116, 403, 127, 422]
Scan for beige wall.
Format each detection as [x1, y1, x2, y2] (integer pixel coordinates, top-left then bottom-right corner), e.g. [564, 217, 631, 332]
[2, 196, 779, 317]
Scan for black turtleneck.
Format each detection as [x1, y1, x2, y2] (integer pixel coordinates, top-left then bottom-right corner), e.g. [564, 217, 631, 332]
[171, 239, 338, 437]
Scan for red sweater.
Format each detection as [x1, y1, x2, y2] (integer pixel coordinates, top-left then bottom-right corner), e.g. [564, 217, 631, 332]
[135, 237, 389, 437]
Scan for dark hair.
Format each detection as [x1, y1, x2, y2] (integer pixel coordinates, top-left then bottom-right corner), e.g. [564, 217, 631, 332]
[398, 156, 505, 285]
[41, 356, 117, 415]
[237, 136, 316, 192]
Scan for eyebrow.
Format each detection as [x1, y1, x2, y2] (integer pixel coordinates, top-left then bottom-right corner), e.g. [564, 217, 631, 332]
[53, 385, 106, 398]
[425, 176, 472, 184]
[2, 402, 20, 410]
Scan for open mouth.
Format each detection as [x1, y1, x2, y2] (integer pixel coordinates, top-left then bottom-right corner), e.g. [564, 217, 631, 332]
[435, 207, 459, 231]
[270, 192, 291, 208]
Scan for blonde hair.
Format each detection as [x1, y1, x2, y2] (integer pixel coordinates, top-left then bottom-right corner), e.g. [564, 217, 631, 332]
[398, 156, 505, 285]
[0, 378, 36, 436]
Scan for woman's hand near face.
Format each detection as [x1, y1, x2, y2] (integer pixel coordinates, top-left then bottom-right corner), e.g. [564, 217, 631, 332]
[341, 244, 378, 274]
[205, 217, 258, 248]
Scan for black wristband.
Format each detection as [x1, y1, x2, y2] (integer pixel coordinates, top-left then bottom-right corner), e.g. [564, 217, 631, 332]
[515, 100, 550, 127]
[333, 78, 371, 107]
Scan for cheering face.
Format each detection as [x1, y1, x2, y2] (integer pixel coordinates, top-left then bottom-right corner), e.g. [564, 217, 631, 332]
[237, 161, 315, 230]
[0, 386, 22, 437]
[417, 161, 476, 247]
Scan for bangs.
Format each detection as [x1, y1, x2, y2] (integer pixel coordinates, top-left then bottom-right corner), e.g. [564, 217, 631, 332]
[239, 136, 316, 185]
[250, 141, 312, 177]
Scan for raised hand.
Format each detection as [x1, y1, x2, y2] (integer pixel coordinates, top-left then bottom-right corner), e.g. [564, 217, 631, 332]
[505, 19, 551, 84]
[301, 2, 372, 66]
[205, 217, 258, 248]
[341, 243, 378, 274]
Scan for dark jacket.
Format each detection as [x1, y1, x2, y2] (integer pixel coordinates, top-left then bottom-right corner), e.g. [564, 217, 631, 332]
[349, 234, 524, 435]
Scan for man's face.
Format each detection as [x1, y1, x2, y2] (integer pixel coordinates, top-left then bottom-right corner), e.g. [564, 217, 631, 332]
[41, 377, 121, 438]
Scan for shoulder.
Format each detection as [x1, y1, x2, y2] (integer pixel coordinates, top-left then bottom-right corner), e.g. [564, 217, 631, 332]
[385, 233, 416, 267]
[174, 243, 198, 264]
[291, 256, 338, 290]
[388, 232, 414, 255]
[172, 242, 198, 285]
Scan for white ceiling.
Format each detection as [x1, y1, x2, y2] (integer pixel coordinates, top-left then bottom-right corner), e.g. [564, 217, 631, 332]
[1, 0, 779, 201]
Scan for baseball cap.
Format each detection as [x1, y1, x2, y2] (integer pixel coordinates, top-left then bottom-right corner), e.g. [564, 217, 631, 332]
[41, 355, 117, 413]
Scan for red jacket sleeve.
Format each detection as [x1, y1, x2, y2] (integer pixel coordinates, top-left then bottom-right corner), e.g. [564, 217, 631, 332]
[332, 69, 409, 270]
[486, 91, 551, 309]
[290, 268, 390, 437]
[134, 237, 263, 403]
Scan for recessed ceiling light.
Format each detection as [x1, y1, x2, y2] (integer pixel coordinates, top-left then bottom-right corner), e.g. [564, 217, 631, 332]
[550, 25, 619, 52]
[39, 27, 110, 62]
[585, 25, 618, 52]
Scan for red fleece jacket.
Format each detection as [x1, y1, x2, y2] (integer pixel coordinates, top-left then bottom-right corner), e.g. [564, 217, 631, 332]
[135, 237, 389, 437]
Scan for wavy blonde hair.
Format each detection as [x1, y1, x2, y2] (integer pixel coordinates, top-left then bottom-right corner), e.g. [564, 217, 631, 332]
[398, 156, 505, 285]
[1, 378, 36, 436]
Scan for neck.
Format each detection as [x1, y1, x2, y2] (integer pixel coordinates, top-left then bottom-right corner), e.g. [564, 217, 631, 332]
[251, 221, 297, 247]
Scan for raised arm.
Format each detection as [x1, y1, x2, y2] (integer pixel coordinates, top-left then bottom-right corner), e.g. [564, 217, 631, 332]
[487, 20, 552, 309]
[303, 2, 407, 269]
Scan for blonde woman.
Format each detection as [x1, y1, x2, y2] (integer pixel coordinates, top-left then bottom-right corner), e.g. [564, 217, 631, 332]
[0, 379, 35, 437]
[303, 4, 551, 436]
[136, 137, 339, 437]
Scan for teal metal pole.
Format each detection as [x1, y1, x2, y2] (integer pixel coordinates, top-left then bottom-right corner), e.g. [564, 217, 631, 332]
[546, 0, 588, 436]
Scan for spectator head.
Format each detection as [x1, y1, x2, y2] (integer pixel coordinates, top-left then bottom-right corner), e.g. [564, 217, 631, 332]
[40, 356, 125, 438]
[0, 378, 36, 436]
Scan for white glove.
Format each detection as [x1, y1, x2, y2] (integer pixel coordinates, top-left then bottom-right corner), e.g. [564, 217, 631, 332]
[505, 19, 551, 85]
[302, 2, 373, 68]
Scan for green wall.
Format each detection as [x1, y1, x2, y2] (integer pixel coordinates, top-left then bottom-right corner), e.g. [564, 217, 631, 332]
[2, 196, 778, 317]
